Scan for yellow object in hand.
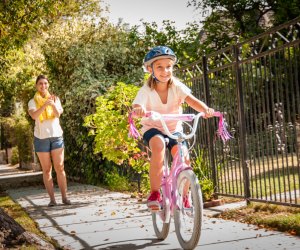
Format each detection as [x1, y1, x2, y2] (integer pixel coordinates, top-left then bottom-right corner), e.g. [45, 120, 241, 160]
[34, 91, 55, 122]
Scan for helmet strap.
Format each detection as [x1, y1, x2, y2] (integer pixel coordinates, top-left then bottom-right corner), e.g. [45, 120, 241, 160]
[151, 64, 160, 83]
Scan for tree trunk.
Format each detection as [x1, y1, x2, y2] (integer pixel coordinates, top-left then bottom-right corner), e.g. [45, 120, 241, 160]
[0, 208, 56, 249]
[0, 207, 26, 247]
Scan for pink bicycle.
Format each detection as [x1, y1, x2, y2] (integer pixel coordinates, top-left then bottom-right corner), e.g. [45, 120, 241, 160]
[129, 111, 231, 250]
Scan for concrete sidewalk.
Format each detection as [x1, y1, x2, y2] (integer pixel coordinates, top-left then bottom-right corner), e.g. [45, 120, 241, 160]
[6, 182, 300, 250]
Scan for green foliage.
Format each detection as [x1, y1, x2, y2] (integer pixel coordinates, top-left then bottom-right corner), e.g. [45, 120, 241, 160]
[103, 171, 130, 192]
[191, 146, 214, 201]
[200, 179, 214, 201]
[14, 113, 34, 167]
[0, 117, 15, 148]
[0, 39, 46, 119]
[129, 20, 202, 65]
[192, 146, 211, 180]
[0, 112, 33, 166]
[0, 0, 102, 117]
[187, 0, 300, 52]
[10, 147, 19, 165]
[268, 0, 300, 25]
[84, 82, 152, 192]
[0, 0, 102, 53]
[140, 174, 151, 194]
[42, 18, 144, 95]
[129, 151, 150, 174]
[84, 82, 140, 165]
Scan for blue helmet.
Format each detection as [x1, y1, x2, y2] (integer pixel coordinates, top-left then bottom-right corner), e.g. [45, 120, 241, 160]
[143, 46, 177, 68]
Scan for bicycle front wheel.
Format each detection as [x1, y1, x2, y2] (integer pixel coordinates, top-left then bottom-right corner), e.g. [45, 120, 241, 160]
[152, 193, 171, 240]
[174, 169, 203, 250]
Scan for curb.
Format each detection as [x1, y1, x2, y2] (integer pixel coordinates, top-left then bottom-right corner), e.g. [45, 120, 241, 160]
[0, 172, 43, 191]
[203, 199, 225, 208]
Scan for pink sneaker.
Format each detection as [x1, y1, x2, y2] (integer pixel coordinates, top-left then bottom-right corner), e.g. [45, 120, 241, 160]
[147, 191, 162, 210]
[183, 195, 191, 208]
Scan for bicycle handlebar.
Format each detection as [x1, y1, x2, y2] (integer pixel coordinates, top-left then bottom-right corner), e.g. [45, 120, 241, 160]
[128, 111, 232, 143]
[145, 111, 205, 140]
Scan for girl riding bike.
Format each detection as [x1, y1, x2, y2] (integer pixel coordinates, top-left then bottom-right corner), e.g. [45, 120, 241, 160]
[132, 45, 215, 211]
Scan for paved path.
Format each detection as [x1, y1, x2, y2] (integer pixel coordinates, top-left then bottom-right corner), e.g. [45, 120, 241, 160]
[6, 182, 300, 250]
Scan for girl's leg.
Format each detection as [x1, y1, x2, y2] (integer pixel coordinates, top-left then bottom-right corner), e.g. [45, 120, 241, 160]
[51, 148, 69, 202]
[149, 135, 166, 191]
[36, 152, 56, 203]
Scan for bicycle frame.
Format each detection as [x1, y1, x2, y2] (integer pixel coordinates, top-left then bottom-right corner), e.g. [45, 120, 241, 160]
[161, 137, 191, 219]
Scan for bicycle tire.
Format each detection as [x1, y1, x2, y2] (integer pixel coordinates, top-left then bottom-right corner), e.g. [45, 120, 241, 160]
[152, 193, 171, 240]
[174, 169, 203, 250]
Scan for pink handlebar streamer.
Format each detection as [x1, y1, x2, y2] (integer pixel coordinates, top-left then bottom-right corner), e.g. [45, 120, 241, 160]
[213, 111, 233, 143]
[128, 112, 141, 139]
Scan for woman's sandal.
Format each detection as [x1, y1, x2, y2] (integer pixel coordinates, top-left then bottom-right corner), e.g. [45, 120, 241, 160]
[62, 198, 72, 205]
[48, 200, 57, 207]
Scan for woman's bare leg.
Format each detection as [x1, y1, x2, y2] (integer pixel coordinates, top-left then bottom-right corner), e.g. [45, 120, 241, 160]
[36, 152, 56, 202]
[51, 148, 68, 201]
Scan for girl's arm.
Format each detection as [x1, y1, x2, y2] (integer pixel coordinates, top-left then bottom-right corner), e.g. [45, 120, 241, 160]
[185, 94, 214, 117]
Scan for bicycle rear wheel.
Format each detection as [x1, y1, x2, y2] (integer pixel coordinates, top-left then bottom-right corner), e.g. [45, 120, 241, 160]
[152, 193, 171, 240]
[174, 169, 203, 249]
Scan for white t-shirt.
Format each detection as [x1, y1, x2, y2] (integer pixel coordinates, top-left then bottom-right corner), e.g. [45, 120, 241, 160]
[132, 79, 191, 134]
[28, 98, 64, 139]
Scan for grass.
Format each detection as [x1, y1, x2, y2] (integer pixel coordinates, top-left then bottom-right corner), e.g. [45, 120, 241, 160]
[219, 173, 300, 199]
[215, 200, 300, 236]
[0, 192, 59, 249]
[217, 153, 299, 200]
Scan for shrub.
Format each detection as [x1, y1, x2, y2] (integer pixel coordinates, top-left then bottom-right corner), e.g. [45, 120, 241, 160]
[10, 146, 19, 165]
[14, 115, 34, 167]
[192, 146, 214, 201]
[0, 113, 33, 167]
[84, 82, 150, 191]
[103, 171, 130, 192]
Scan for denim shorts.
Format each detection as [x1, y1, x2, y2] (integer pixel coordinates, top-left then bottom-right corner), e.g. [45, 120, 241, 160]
[34, 136, 64, 152]
[143, 128, 187, 151]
